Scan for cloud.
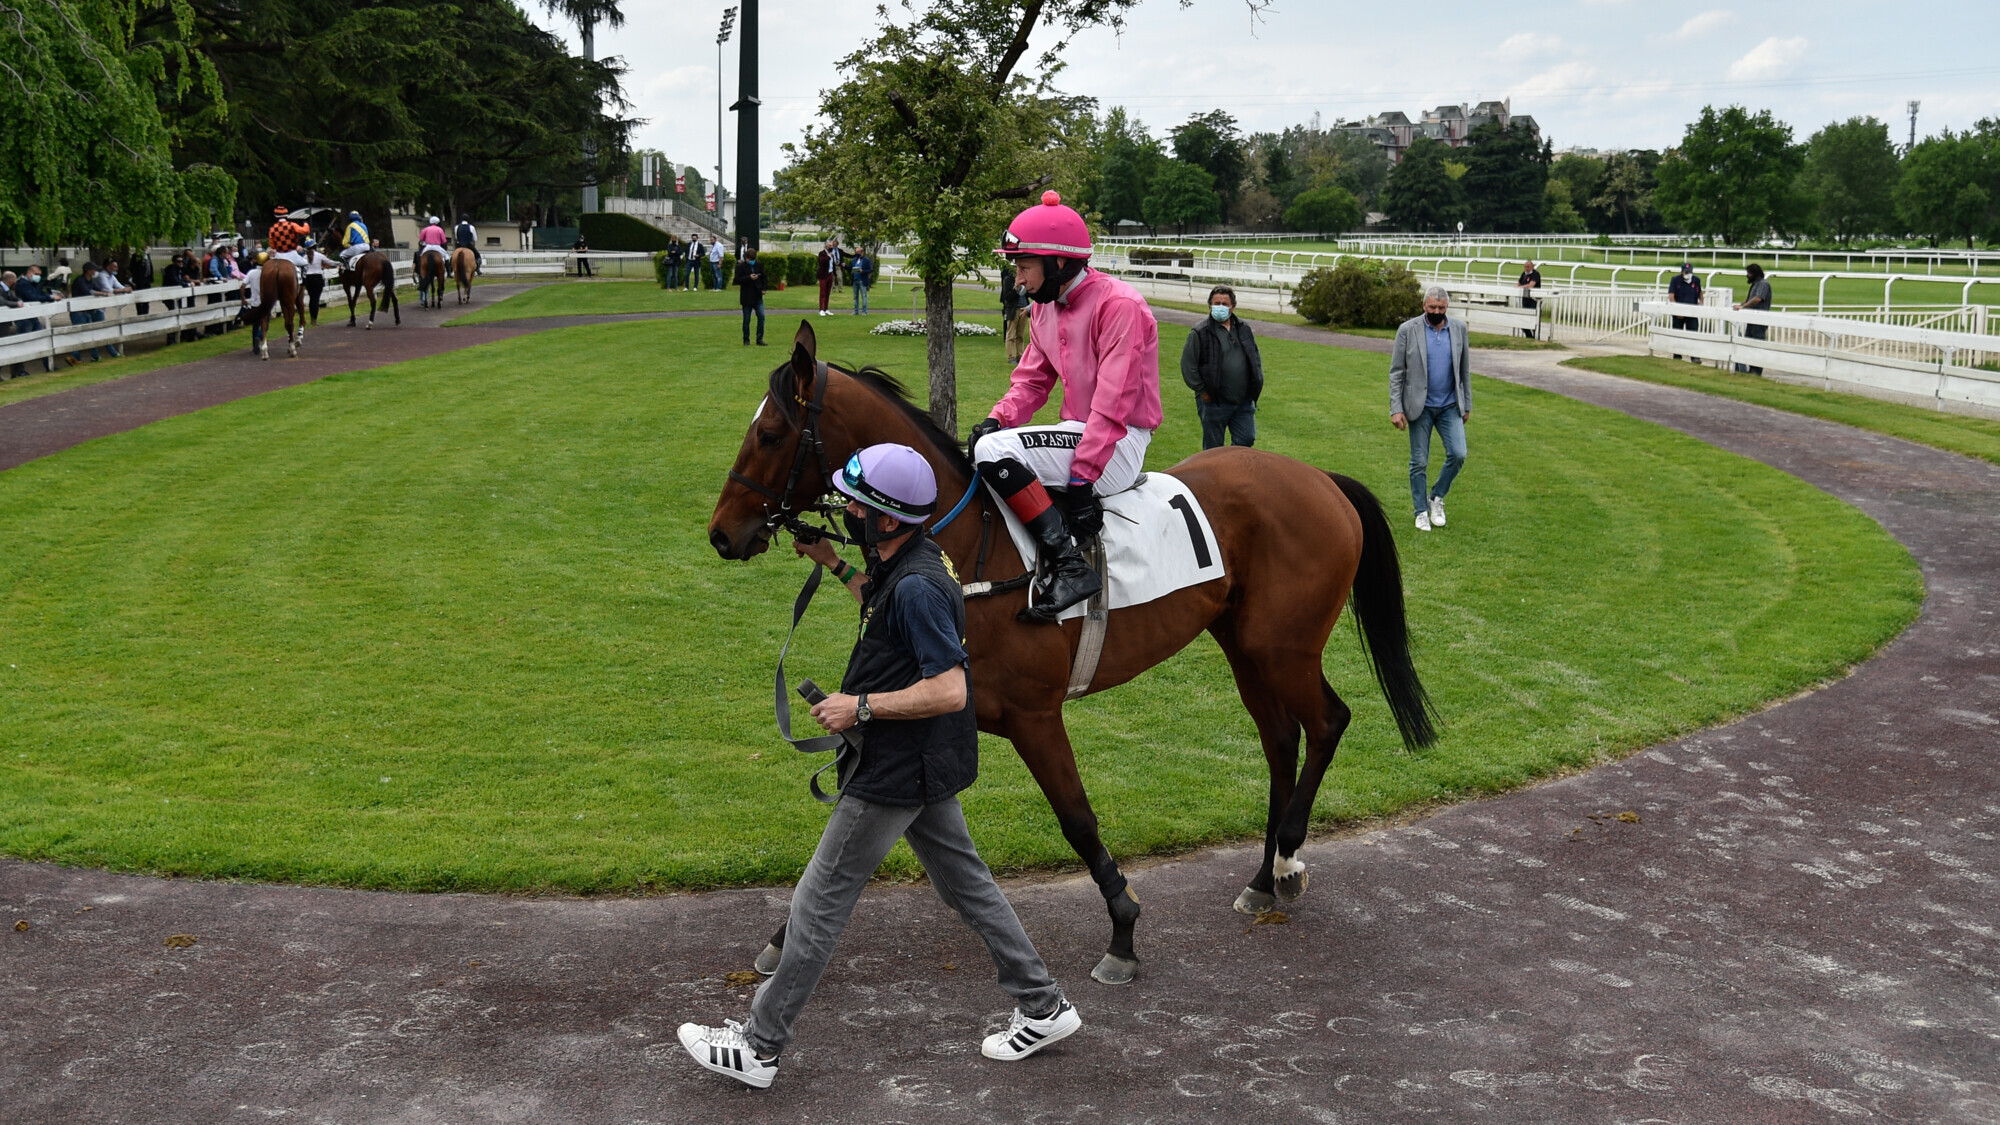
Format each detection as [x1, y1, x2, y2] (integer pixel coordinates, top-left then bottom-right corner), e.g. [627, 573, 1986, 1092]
[1509, 61, 1603, 103]
[1493, 31, 1563, 60]
[1728, 36, 1808, 80]
[1659, 9, 1736, 42]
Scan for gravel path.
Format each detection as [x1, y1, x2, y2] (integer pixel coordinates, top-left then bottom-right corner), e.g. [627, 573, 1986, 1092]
[5, 305, 1997, 1124]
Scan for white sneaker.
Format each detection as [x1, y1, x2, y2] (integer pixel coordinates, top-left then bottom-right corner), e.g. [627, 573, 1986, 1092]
[1415, 511, 1433, 532]
[981, 998, 1082, 1061]
[1428, 496, 1447, 527]
[679, 1019, 777, 1088]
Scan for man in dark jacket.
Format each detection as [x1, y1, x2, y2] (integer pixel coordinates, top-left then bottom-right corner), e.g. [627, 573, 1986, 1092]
[678, 443, 1080, 1089]
[735, 248, 768, 345]
[814, 238, 837, 316]
[1179, 285, 1263, 449]
[1667, 262, 1703, 361]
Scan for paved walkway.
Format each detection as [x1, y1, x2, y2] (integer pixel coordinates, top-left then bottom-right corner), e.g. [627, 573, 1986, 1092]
[5, 305, 1998, 1123]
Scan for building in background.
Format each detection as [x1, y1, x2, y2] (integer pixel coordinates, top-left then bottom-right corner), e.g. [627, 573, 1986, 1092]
[1336, 100, 1540, 165]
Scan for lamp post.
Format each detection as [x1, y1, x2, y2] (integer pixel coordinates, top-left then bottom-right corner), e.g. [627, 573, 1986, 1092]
[731, 0, 760, 253]
[717, 6, 737, 226]
[581, 16, 598, 215]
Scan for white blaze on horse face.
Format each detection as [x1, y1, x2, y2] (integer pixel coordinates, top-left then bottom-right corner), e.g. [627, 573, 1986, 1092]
[750, 396, 768, 429]
[1273, 854, 1305, 882]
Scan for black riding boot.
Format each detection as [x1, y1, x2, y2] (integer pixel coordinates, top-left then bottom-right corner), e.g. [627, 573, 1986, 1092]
[1018, 504, 1101, 624]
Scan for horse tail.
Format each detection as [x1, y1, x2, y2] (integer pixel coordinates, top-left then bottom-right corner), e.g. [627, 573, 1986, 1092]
[1327, 471, 1439, 750]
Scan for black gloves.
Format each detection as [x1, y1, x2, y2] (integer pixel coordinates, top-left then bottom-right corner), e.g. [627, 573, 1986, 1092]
[967, 416, 1002, 457]
[1065, 485, 1104, 539]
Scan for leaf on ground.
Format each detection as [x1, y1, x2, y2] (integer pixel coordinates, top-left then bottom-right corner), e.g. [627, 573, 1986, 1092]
[723, 970, 762, 988]
[943, 963, 957, 970]
[1617, 811, 1641, 823]
[13, 920, 27, 931]
[163, 933, 196, 948]
[1252, 911, 1290, 925]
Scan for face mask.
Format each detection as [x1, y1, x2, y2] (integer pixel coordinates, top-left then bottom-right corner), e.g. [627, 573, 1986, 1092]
[1210, 304, 1232, 322]
[842, 511, 872, 563]
[1026, 257, 1082, 304]
[1425, 311, 1446, 327]
[1681, 267, 1692, 277]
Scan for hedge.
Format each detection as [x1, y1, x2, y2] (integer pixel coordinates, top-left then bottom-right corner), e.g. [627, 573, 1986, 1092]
[651, 248, 736, 290]
[1291, 257, 1422, 329]
[578, 211, 676, 253]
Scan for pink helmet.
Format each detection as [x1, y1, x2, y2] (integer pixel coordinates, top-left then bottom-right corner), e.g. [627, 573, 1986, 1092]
[834, 443, 938, 523]
[1001, 191, 1092, 260]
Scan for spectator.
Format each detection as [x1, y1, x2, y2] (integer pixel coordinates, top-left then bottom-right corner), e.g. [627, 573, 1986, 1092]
[665, 238, 683, 289]
[685, 239, 701, 291]
[736, 246, 768, 346]
[708, 236, 726, 291]
[160, 252, 188, 343]
[816, 238, 837, 317]
[128, 249, 155, 315]
[94, 260, 131, 358]
[1667, 262, 1703, 361]
[1, 270, 27, 379]
[67, 263, 109, 365]
[13, 266, 60, 372]
[850, 246, 873, 315]
[1001, 264, 1027, 362]
[1388, 286, 1471, 533]
[574, 232, 593, 277]
[205, 244, 234, 335]
[301, 240, 331, 325]
[1732, 263, 1772, 375]
[1179, 285, 1263, 450]
[1513, 260, 1541, 339]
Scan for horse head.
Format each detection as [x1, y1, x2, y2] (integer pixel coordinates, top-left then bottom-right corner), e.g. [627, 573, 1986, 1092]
[710, 321, 842, 560]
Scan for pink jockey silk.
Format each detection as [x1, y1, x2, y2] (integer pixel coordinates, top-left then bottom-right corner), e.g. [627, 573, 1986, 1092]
[417, 225, 449, 247]
[989, 269, 1163, 485]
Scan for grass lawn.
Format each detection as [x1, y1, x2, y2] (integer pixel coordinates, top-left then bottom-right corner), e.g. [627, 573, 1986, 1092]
[0, 316, 1920, 893]
[447, 279, 914, 325]
[0, 330, 257, 409]
[1564, 353, 2000, 466]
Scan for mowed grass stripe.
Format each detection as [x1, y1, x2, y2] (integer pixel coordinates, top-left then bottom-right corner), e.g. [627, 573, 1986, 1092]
[0, 316, 1921, 891]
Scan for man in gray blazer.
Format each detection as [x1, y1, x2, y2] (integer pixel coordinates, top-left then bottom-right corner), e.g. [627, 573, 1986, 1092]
[1387, 286, 1471, 531]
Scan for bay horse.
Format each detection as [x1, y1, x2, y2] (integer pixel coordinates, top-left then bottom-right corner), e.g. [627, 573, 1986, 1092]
[248, 258, 305, 360]
[341, 250, 400, 329]
[415, 250, 447, 308]
[709, 322, 1436, 986]
[452, 246, 476, 304]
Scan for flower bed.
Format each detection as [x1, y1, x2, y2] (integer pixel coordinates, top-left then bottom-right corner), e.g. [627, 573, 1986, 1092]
[868, 319, 998, 337]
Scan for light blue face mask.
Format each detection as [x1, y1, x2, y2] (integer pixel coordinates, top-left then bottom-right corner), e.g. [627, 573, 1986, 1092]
[1209, 304, 1232, 322]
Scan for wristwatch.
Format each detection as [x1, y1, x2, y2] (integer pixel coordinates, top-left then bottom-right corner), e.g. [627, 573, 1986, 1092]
[855, 694, 872, 724]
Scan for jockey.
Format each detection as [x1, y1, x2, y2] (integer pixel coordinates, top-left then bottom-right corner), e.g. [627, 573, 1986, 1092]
[968, 191, 1163, 624]
[417, 215, 450, 266]
[267, 206, 309, 270]
[339, 211, 372, 270]
[453, 213, 483, 274]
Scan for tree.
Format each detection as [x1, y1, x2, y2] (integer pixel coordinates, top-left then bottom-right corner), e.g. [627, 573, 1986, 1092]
[1142, 161, 1220, 234]
[1654, 105, 1806, 244]
[1283, 184, 1361, 234]
[1380, 138, 1467, 232]
[1543, 178, 1586, 234]
[1896, 132, 1993, 248]
[1, 0, 236, 247]
[1799, 117, 1901, 245]
[1548, 153, 1604, 231]
[1590, 152, 1658, 234]
[1169, 110, 1247, 223]
[1090, 107, 1165, 229]
[777, 0, 1119, 432]
[1460, 122, 1546, 232]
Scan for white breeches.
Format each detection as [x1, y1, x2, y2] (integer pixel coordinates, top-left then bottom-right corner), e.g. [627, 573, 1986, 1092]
[972, 421, 1153, 496]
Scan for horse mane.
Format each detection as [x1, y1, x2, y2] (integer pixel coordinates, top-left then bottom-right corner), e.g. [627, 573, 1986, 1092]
[764, 360, 973, 481]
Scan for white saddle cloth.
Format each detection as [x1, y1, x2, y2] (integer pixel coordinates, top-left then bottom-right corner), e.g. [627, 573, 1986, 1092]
[993, 471, 1226, 623]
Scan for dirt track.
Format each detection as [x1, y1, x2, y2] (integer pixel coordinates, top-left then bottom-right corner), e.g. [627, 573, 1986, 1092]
[5, 300, 1998, 1123]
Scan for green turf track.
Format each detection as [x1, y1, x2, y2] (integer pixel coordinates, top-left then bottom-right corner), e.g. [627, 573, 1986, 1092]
[0, 316, 1921, 892]
[446, 279, 895, 325]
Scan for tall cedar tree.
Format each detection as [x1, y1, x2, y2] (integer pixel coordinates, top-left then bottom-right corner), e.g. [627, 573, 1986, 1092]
[1460, 122, 1546, 233]
[1381, 138, 1468, 232]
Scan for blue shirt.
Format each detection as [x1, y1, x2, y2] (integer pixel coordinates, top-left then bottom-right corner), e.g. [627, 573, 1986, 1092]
[1424, 320, 1456, 410]
[885, 572, 969, 680]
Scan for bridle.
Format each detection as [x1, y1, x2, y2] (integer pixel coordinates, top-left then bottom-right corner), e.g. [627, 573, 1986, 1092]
[727, 360, 854, 545]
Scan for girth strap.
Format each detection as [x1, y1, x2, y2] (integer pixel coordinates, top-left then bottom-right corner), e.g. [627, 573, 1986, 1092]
[1064, 539, 1109, 701]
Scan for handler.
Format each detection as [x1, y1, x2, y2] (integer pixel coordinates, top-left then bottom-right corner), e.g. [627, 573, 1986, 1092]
[967, 191, 1162, 623]
[678, 443, 1081, 1089]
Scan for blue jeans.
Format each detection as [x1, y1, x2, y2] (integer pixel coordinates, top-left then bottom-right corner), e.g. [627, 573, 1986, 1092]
[68, 307, 106, 361]
[1408, 403, 1466, 514]
[742, 299, 765, 343]
[1196, 397, 1256, 449]
[852, 283, 869, 314]
[710, 261, 723, 289]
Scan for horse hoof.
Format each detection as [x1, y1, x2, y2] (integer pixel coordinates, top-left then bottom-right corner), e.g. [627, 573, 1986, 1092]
[753, 943, 783, 976]
[1091, 953, 1139, 986]
[1234, 887, 1277, 915]
[1275, 870, 1308, 902]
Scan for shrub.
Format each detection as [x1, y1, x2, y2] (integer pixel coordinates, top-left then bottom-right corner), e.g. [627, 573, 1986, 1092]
[1291, 257, 1423, 328]
[789, 253, 817, 287]
[652, 249, 673, 288]
[758, 251, 791, 286]
[1283, 185, 1362, 235]
[579, 212, 676, 253]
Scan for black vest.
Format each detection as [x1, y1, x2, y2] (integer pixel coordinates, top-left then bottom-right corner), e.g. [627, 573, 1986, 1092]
[838, 535, 979, 807]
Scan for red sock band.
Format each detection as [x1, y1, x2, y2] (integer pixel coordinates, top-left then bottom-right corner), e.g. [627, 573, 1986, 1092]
[1003, 480, 1053, 523]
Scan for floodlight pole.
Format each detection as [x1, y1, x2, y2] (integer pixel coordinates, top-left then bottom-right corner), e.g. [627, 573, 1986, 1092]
[731, 0, 760, 252]
[1906, 100, 1920, 152]
[581, 17, 598, 216]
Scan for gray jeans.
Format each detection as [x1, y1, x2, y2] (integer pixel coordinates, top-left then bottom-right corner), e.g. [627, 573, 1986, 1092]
[744, 793, 1062, 1057]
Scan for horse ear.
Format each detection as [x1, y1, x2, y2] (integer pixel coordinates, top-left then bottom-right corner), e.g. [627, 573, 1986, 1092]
[791, 320, 817, 368]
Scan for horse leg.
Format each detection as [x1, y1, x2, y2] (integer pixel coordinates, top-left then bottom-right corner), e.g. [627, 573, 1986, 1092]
[1007, 709, 1143, 985]
[1214, 626, 1303, 914]
[366, 284, 376, 330]
[389, 281, 400, 326]
[346, 281, 357, 327]
[284, 301, 298, 358]
[1270, 674, 1353, 900]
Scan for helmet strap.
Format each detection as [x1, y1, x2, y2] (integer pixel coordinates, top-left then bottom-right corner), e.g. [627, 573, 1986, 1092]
[1027, 256, 1086, 304]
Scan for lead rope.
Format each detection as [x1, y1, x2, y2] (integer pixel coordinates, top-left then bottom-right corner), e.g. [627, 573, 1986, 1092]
[774, 563, 859, 804]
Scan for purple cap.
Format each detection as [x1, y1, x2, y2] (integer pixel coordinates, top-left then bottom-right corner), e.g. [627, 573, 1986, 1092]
[834, 443, 938, 523]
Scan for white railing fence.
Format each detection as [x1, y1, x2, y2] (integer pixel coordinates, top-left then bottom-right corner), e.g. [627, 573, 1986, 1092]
[0, 280, 264, 368]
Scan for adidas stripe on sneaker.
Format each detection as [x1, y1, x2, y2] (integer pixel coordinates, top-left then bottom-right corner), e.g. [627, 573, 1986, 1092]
[981, 998, 1082, 1061]
[678, 1019, 777, 1088]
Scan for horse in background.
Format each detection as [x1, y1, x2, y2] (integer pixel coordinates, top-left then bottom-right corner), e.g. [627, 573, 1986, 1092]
[342, 250, 400, 329]
[249, 258, 305, 360]
[452, 246, 476, 304]
[415, 250, 447, 308]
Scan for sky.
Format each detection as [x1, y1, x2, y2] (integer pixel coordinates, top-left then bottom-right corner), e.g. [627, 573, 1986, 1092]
[530, 0, 2000, 191]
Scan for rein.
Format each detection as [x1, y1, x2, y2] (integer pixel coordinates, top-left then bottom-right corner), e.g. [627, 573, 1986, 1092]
[727, 360, 857, 546]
